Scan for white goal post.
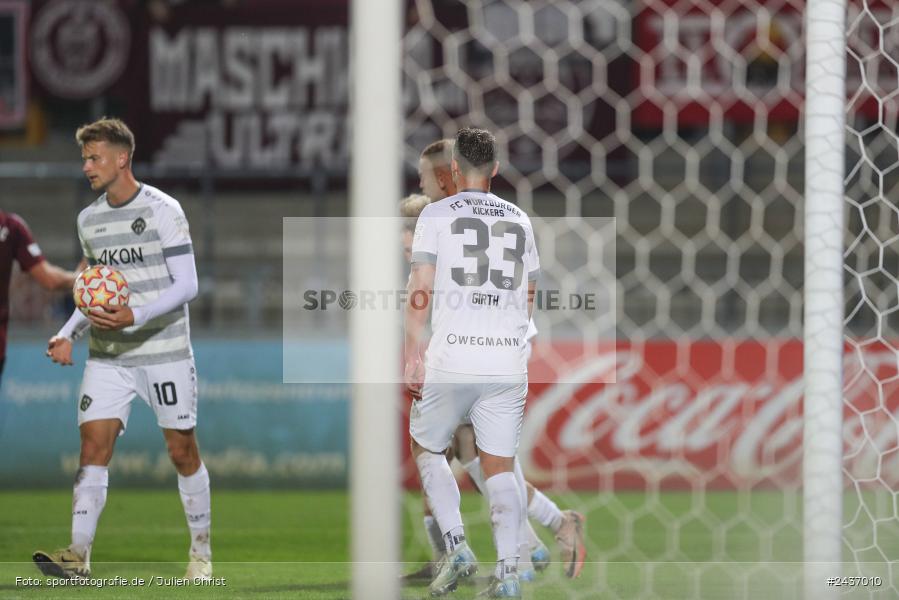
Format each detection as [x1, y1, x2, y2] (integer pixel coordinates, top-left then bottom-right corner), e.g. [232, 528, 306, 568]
[349, 1, 402, 599]
[803, 0, 848, 598]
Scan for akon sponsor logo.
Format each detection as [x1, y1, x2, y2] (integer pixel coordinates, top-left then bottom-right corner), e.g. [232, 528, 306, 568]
[446, 333, 520, 347]
[98, 247, 144, 265]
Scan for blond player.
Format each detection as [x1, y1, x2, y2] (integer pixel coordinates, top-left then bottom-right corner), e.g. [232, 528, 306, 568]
[33, 118, 211, 581]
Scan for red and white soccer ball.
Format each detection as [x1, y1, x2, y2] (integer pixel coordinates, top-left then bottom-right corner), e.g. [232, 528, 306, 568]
[73, 265, 130, 316]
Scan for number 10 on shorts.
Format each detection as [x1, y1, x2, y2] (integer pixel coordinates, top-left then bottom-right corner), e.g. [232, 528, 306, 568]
[153, 381, 178, 406]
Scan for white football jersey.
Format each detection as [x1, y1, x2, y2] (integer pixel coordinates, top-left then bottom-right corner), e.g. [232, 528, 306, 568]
[77, 184, 194, 367]
[411, 190, 539, 375]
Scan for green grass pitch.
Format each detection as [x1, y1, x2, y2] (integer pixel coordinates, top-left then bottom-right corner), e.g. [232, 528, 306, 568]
[0, 488, 876, 599]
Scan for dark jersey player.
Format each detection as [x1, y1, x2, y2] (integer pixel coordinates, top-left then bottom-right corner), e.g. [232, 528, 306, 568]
[0, 211, 77, 383]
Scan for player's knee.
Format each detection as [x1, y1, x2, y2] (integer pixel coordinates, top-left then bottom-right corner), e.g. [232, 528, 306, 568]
[450, 435, 461, 460]
[166, 439, 199, 471]
[79, 438, 113, 466]
[454, 429, 478, 464]
[444, 443, 456, 463]
[410, 438, 425, 458]
[479, 453, 513, 479]
[411, 438, 446, 459]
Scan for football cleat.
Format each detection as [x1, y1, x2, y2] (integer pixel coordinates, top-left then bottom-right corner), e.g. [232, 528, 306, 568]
[519, 568, 537, 582]
[185, 552, 212, 581]
[32, 547, 90, 579]
[555, 510, 587, 578]
[530, 541, 551, 571]
[428, 543, 478, 597]
[477, 574, 522, 598]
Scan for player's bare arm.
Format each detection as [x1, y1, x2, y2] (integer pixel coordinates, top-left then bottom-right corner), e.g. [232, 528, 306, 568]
[404, 262, 435, 397]
[28, 261, 77, 291]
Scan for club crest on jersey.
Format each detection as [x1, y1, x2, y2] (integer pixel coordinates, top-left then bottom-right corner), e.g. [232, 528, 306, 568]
[80, 395, 93, 411]
[131, 217, 146, 235]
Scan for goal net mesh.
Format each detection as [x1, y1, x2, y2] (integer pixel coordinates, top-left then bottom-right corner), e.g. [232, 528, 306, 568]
[400, 0, 898, 596]
[843, 0, 899, 593]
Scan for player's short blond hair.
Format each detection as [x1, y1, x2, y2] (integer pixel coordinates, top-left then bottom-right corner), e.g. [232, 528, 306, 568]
[400, 193, 432, 232]
[420, 138, 454, 168]
[76, 117, 136, 163]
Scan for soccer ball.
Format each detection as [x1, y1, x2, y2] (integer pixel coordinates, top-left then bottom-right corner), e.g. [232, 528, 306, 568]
[73, 265, 130, 316]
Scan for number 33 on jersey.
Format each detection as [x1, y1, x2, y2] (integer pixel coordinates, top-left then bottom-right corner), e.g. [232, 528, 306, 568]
[411, 190, 540, 377]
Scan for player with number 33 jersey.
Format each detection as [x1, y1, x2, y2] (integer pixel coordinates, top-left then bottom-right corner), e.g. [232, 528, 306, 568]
[406, 127, 539, 598]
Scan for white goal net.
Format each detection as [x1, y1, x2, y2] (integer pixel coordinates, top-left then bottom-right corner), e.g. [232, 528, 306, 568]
[397, 0, 899, 597]
[842, 0, 899, 595]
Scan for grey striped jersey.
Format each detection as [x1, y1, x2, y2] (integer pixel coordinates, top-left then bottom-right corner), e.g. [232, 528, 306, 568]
[77, 184, 194, 366]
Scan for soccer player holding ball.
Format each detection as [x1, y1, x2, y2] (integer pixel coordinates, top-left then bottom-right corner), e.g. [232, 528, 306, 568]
[33, 118, 212, 581]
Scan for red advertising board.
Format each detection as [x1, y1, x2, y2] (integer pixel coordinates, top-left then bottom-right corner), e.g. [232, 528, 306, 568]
[632, 0, 892, 127]
[404, 340, 899, 491]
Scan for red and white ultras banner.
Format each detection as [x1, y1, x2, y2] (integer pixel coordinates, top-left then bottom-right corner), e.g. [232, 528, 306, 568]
[403, 340, 899, 491]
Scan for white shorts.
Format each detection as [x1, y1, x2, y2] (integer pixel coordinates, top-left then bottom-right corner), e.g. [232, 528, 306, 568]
[410, 367, 527, 458]
[452, 341, 532, 429]
[78, 358, 199, 432]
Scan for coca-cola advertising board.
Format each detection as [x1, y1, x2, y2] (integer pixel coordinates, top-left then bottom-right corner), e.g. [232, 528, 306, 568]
[404, 340, 898, 491]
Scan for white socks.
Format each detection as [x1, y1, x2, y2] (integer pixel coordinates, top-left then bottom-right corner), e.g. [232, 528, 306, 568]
[528, 487, 564, 533]
[71, 465, 109, 561]
[416, 452, 464, 550]
[178, 463, 212, 559]
[472, 458, 541, 556]
[485, 471, 521, 579]
[69, 463, 212, 563]
[423, 515, 446, 559]
[512, 459, 534, 572]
